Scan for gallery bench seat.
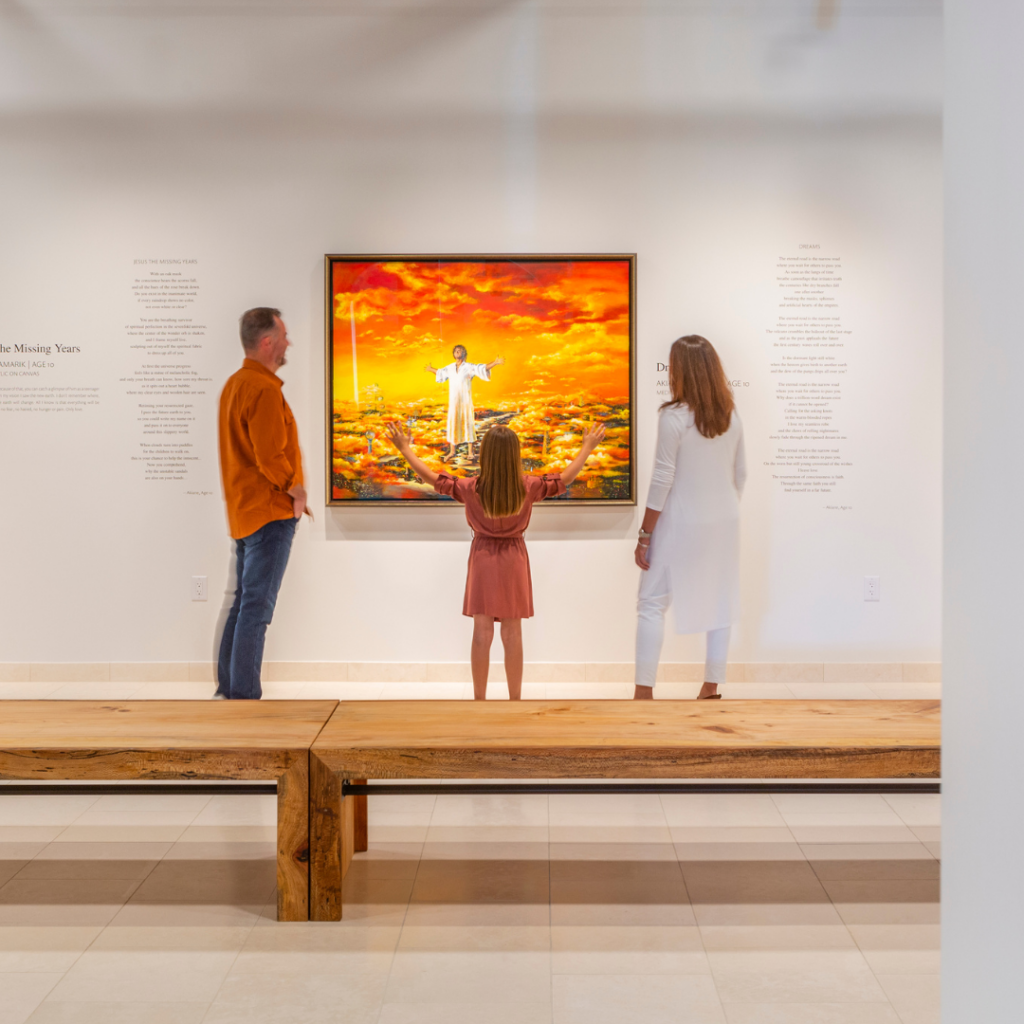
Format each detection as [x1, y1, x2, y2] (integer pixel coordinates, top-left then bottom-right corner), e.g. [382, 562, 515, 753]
[0, 699, 339, 921]
[308, 699, 941, 920]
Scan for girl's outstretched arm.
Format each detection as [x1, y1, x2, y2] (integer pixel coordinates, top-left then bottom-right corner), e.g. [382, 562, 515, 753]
[559, 423, 606, 487]
[385, 422, 441, 487]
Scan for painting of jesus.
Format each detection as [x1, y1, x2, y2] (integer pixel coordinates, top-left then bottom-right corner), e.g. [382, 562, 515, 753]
[325, 254, 635, 504]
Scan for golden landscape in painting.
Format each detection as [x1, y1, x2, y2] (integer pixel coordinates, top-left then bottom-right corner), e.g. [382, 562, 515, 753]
[327, 256, 634, 503]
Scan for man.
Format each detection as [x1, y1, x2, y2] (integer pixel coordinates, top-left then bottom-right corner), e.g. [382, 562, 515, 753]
[424, 344, 504, 462]
[214, 307, 309, 699]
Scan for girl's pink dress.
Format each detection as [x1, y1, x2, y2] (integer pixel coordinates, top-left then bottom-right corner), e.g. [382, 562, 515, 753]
[435, 471, 566, 619]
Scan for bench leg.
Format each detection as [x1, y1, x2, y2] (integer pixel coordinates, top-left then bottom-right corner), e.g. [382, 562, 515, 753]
[353, 779, 368, 853]
[310, 756, 354, 921]
[276, 758, 310, 922]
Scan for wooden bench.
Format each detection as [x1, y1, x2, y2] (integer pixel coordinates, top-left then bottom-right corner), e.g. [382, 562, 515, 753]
[307, 699, 941, 920]
[0, 700, 338, 921]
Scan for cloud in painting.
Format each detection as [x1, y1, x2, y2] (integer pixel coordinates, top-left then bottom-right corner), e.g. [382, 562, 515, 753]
[332, 258, 631, 406]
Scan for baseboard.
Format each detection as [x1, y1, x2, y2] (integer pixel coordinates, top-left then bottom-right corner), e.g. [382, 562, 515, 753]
[0, 662, 942, 684]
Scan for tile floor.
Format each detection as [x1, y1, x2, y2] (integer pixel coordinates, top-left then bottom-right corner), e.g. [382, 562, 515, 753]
[0, 678, 940, 1024]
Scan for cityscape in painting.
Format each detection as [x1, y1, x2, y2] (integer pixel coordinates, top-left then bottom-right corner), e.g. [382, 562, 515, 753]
[328, 257, 633, 503]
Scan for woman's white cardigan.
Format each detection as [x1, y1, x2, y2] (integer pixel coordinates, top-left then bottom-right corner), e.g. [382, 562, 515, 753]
[645, 404, 746, 633]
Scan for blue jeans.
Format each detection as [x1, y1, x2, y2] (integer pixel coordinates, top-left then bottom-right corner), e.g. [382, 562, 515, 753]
[216, 517, 297, 700]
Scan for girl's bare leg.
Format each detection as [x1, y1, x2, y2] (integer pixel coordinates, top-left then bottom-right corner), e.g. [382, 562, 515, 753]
[500, 619, 523, 700]
[471, 615, 495, 700]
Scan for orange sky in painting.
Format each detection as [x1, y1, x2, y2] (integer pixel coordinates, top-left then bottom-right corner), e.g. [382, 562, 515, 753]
[331, 259, 631, 407]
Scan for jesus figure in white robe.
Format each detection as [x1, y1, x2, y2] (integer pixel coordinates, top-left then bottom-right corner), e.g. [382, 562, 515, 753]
[425, 345, 505, 461]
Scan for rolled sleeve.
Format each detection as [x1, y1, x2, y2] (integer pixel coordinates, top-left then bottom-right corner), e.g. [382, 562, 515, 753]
[529, 474, 567, 501]
[435, 471, 467, 502]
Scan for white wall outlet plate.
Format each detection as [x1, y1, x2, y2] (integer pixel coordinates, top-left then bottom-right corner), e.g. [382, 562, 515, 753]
[192, 576, 208, 601]
[864, 575, 881, 602]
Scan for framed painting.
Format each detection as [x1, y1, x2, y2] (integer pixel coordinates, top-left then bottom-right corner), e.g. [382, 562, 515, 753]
[325, 254, 636, 505]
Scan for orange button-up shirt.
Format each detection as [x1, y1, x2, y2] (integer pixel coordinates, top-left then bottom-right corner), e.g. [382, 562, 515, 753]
[218, 358, 305, 540]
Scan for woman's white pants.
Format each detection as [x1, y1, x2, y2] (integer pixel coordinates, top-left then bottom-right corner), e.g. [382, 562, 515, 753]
[635, 557, 730, 688]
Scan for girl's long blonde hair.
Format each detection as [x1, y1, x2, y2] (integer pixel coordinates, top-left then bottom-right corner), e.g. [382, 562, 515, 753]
[476, 425, 526, 518]
[661, 334, 734, 438]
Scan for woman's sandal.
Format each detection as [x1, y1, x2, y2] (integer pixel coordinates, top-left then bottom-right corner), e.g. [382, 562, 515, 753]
[697, 693, 722, 700]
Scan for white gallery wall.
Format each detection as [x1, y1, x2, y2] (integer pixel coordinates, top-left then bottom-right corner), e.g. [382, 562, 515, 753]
[0, 0, 942, 666]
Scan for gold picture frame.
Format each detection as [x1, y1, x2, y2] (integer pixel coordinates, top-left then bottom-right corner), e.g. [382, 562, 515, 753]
[325, 253, 637, 506]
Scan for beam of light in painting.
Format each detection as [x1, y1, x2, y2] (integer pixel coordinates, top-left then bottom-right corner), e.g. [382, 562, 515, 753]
[350, 300, 359, 408]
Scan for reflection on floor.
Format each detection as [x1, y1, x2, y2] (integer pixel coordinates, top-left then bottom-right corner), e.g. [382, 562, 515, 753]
[0, 677, 940, 1024]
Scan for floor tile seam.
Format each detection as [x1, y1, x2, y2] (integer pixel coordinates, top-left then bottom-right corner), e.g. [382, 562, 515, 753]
[890, 1004, 934, 1024]
[66, 793, 215, 830]
[692, 909, 714, 965]
[119, 874, 148, 906]
[863, 960, 923, 1009]
[695, 963, 731, 1017]
[0, 864, 145, 907]
[384, 857, 416, 941]
[767, 809, 911, 835]
[201, 904, 261, 1015]
[545, 782, 553, 935]
[0, 968, 66, 978]
[51, 795, 103, 832]
[708, 978, 892, 1002]
[705, 950, 880, 973]
[76, 885, 150, 974]
[547, 839, 553, 931]
[31, 875, 154, 1002]
[370, 981, 387, 1024]
[121, 895, 273, 907]
[669, 847, 696, 906]
[7, 853, 165, 886]
[713, 994, 898, 1010]
[672, 834, 810, 858]
[3, 966, 64, 1022]
[880, 794, 941, 835]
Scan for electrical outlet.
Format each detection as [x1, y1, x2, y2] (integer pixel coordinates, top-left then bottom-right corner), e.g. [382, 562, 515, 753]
[192, 576, 208, 602]
[864, 576, 880, 602]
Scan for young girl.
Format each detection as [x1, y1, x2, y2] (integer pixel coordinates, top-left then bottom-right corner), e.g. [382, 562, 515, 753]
[385, 421, 605, 699]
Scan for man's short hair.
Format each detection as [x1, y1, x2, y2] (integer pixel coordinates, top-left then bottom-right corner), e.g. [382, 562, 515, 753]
[240, 307, 282, 351]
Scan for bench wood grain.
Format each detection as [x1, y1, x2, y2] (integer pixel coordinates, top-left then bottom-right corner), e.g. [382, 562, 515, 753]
[0, 700, 338, 921]
[309, 699, 940, 920]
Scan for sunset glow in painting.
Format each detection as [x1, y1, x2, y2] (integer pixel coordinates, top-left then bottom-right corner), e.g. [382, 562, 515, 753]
[326, 255, 635, 503]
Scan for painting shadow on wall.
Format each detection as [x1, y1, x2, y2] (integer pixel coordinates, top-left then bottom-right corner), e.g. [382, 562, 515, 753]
[324, 504, 635, 542]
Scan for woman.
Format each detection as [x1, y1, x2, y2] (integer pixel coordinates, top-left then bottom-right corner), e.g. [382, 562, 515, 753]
[634, 335, 746, 700]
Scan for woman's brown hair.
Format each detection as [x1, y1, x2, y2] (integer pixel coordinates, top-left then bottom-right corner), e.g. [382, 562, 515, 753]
[476, 425, 527, 518]
[661, 335, 734, 438]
